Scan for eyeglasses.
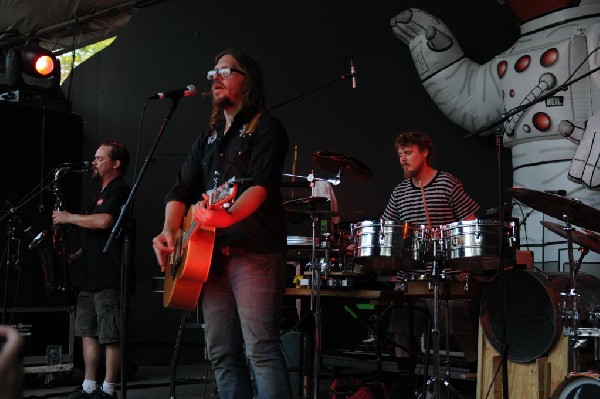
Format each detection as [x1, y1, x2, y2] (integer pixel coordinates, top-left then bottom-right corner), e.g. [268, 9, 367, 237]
[206, 68, 246, 80]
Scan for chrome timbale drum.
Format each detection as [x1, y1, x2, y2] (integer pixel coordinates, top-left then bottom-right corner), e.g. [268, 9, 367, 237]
[480, 269, 600, 363]
[442, 219, 516, 270]
[550, 373, 600, 399]
[351, 220, 425, 271]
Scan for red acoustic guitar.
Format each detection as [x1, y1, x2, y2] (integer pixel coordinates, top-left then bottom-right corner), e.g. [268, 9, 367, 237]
[163, 178, 239, 310]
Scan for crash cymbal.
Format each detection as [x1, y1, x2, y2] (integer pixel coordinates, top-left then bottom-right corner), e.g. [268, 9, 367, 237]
[312, 150, 373, 181]
[541, 221, 600, 254]
[508, 187, 600, 232]
[283, 196, 329, 208]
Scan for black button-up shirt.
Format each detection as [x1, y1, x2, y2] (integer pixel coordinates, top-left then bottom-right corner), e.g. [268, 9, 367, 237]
[165, 111, 289, 254]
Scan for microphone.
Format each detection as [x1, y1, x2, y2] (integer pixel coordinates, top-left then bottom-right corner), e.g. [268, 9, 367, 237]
[149, 85, 198, 100]
[350, 58, 357, 89]
[544, 189, 567, 196]
[56, 161, 92, 173]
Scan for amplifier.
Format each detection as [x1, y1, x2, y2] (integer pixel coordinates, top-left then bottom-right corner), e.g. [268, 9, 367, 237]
[1, 306, 75, 367]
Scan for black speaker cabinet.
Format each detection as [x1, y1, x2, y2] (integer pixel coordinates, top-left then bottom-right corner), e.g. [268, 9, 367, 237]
[1, 306, 75, 367]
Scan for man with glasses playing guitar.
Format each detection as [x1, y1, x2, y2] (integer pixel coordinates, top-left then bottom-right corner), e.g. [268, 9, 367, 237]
[152, 48, 293, 399]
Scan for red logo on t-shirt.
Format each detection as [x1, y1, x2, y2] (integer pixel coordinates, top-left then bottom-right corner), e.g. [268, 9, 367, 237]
[97, 198, 104, 206]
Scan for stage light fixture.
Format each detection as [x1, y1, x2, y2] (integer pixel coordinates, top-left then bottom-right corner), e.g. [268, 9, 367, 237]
[2, 44, 68, 110]
[5, 44, 61, 94]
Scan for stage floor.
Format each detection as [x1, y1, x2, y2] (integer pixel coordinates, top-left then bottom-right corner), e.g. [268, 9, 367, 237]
[22, 363, 477, 399]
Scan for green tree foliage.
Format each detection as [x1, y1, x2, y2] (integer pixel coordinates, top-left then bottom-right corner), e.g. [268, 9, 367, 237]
[57, 37, 116, 83]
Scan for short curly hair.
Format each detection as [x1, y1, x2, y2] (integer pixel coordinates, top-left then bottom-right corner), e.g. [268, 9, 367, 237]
[394, 131, 434, 164]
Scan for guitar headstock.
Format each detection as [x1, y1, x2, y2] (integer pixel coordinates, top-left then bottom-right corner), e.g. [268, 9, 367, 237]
[207, 177, 242, 210]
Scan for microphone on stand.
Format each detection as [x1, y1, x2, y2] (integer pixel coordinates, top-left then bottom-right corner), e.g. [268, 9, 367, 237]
[148, 85, 198, 100]
[55, 161, 92, 174]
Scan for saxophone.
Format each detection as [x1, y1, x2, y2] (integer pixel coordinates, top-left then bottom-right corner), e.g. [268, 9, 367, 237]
[49, 167, 70, 294]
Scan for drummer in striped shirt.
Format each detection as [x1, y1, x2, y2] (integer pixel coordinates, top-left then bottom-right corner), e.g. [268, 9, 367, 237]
[383, 131, 480, 376]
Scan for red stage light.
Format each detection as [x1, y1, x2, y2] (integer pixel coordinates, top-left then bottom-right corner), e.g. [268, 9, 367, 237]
[34, 55, 55, 77]
[2, 44, 67, 109]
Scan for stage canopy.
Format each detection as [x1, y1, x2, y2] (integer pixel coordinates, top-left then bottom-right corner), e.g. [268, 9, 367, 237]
[0, 0, 168, 55]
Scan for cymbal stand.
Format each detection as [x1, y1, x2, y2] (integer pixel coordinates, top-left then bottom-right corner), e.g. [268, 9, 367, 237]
[559, 220, 587, 373]
[308, 211, 328, 399]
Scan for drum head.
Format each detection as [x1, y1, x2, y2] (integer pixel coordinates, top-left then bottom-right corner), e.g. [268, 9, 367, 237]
[551, 374, 600, 399]
[480, 269, 559, 362]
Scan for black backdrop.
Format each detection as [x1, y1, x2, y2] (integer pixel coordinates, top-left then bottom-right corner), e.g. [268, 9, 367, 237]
[5, 0, 521, 362]
[0, 101, 83, 307]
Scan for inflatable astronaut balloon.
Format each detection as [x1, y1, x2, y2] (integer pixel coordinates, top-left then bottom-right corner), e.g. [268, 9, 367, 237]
[391, 0, 600, 263]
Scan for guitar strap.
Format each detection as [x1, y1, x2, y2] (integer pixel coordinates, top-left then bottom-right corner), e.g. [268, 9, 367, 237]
[245, 111, 263, 135]
[216, 111, 263, 183]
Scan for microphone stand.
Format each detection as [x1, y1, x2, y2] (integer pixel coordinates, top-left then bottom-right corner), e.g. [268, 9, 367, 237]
[268, 70, 355, 111]
[465, 63, 600, 399]
[0, 169, 79, 320]
[103, 97, 183, 399]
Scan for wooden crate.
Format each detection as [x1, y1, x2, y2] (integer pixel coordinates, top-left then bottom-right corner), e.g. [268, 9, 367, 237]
[476, 322, 568, 399]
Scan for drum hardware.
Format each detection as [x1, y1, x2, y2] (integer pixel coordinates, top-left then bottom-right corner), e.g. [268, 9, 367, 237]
[285, 192, 338, 399]
[509, 186, 600, 234]
[393, 271, 471, 296]
[511, 187, 600, 374]
[550, 372, 600, 398]
[417, 227, 449, 399]
[311, 150, 374, 182]
[541, 221, 600, 255]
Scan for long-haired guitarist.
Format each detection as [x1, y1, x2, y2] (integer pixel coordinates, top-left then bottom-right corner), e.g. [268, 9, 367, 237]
[152, 48, 292, 399]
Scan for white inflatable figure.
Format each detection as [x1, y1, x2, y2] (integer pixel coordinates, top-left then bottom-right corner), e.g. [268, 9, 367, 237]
[391, 0, 600, 265]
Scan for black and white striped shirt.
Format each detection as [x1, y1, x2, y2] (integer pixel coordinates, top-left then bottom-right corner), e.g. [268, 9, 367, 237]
[382, 170, 479, 226]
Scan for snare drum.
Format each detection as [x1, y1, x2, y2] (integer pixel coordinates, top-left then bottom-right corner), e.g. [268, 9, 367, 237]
[351, 220, 425, 271]
[551, 373, 600, 399]
[441, 219, 516, 270]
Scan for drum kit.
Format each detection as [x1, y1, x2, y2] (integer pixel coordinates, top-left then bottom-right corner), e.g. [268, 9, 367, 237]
[352, 217, 518, 398]
[283, 151, 600, 399]
[283, 150, 373, 399]
[505, 187, 600, 398]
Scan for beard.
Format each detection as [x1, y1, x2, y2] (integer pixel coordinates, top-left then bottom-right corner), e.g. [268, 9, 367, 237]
[213, 94, 234, 108]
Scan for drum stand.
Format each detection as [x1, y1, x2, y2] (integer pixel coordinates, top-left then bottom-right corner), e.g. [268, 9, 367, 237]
[559, 220, 594, 373]
[418, 230, 462, 399]
[307, 212, 331, 399]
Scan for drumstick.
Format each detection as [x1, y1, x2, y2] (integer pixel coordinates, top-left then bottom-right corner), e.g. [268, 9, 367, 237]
[419, 179, 433, 230]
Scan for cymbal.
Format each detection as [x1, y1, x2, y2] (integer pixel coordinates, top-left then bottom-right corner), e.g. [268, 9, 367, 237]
[508, 187, 600, 232]
[541, 221, 600, 254]
[312, 150, 373, 181]
[283, 196, 329, 208]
